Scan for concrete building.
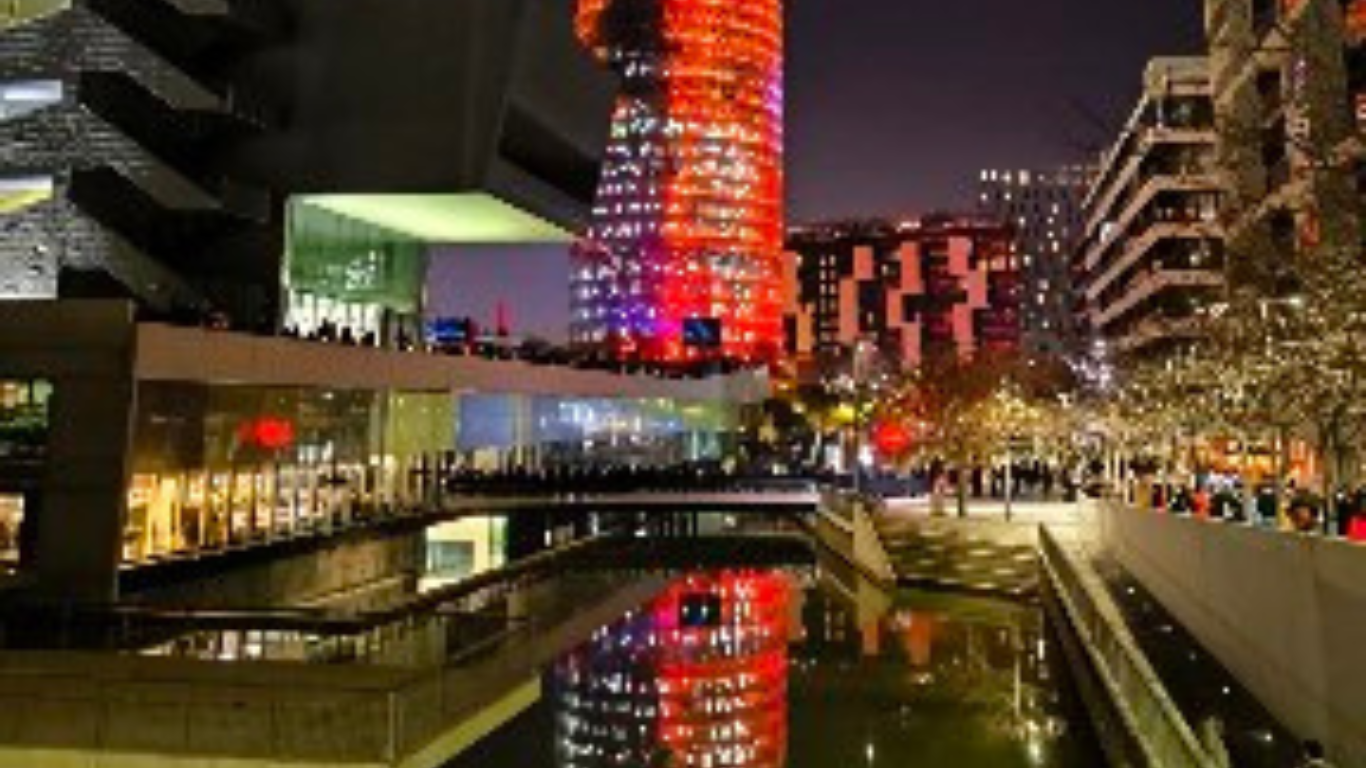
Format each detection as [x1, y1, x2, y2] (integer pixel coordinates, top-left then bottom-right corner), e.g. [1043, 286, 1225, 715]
[0, 0, 613, 336]
[0, 0, 769, 603]
[782, 215, 1020, 378]
[1073, 58, 1225, 358]
[0, 302, 766, 601]
[1205, 0, 1364, 292]
[977, 166, 1090, 358]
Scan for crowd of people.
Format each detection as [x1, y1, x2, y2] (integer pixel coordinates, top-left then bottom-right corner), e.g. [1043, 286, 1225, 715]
[443, 462, 816, 497]
[1134, 478, 1366, 541]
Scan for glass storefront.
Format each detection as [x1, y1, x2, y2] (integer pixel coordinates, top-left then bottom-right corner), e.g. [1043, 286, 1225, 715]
[0, 494, 22, 572]
[124, 382, 742, 565]
[126, 383, 458, 564]
[0, 379, 48, 574]
[283, 200, 427, 343]
[0, 378, 51, 460]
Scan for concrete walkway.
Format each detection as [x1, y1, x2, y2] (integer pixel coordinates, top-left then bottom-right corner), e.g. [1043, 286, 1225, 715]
[881, 497, 1090, 543]
[868, 497, 1091, 597]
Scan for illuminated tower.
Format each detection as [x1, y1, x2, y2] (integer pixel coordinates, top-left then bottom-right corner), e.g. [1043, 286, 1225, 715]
[571, 0, 785, 363]
[556, 571, 790, 768]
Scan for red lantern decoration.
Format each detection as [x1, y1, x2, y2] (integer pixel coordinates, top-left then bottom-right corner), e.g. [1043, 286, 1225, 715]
[873, 420, 913, 456]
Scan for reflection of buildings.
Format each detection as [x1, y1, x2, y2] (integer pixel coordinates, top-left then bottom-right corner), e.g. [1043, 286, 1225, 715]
[793, 588, 1062, 754]
[420, 516, 506, 593]
[781, 216, 1020, 379]
[556, 572, 790, 768]
[570, 0, 785, 363]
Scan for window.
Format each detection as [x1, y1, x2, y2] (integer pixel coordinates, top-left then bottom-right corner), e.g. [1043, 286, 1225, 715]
[0, 80, 62, 122]
[0, 379, 52, 460]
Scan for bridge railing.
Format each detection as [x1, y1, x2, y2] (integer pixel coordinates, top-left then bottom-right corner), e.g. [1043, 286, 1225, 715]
[1038, 526, 1211, 768]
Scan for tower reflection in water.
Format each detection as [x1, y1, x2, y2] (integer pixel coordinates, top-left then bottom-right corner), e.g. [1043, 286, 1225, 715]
[555, 571, 790, 768]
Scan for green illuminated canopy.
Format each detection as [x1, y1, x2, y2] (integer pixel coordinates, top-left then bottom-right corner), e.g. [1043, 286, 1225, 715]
[298, 193, 573, 245]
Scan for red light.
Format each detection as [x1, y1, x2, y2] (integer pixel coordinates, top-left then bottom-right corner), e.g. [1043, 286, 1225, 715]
[573, 0, 785, 364]
[873, 421, 913, 456]
[237, 417, 295, 451]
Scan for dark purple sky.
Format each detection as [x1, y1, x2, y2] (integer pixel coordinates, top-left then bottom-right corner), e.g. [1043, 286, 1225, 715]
[430, 0, 1204, 340]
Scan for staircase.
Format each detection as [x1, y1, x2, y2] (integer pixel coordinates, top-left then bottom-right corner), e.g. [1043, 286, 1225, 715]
[875, 514, 1040, 598]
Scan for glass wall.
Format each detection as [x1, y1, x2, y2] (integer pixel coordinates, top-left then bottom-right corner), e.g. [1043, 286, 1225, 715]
[124, 381, 742, 564]
[0, 378, 50, 573]
[126, 383, 457, 563]
[0, 378, 51, 462]
[283, 201, 427, 344]
[457, 394, 739, 469]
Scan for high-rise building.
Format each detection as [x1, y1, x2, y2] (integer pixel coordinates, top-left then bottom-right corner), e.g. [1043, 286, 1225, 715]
[570, 0, 785, 364]
[977, 166, 1090, 358]
[1073, 58, 1224, 358]
[1205, 0, 1364, 292]
[782, 215, 1020, 377]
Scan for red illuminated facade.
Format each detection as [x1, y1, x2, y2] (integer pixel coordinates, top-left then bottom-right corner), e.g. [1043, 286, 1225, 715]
[782, 216, 1021, 377]
[571, 0, 785, 363]
[555, 571, 790, 768]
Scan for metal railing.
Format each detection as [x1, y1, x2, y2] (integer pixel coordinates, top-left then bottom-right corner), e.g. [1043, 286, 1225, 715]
[1038, 526, 1212, 768]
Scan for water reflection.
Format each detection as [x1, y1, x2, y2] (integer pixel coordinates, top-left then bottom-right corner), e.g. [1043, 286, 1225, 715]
[556, 571, 790, 768]
[791, 582, 1092, 767]
[451, 568, 1102, 768]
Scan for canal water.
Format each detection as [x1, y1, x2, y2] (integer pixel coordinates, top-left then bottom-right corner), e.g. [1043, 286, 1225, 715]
[448, 566, 1104, 768]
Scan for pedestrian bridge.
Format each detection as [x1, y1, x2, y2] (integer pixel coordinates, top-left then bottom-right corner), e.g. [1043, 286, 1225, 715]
[442, 488, 822, 515]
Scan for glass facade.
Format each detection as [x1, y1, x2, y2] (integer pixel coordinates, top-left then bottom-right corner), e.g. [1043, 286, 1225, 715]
[458, 394, 736, 470]
[0, 379, 49, 573]
[124, 381, 739, 564]
[126, 383, 457, 563]
[283, 200, 427, 343]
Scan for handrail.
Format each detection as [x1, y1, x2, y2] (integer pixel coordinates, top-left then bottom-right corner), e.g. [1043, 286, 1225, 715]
[1038, 526, 1212, 768]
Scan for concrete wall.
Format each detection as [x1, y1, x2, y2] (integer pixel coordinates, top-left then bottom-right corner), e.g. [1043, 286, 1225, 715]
[1100, 504, 1366, 765]
[135, 323, 771, 403]
[125, 528, 423, 609]
[0, 301, 138, 602]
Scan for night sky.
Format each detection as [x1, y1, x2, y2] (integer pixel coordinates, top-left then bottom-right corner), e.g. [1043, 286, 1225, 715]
[430, 0, 1205, 340]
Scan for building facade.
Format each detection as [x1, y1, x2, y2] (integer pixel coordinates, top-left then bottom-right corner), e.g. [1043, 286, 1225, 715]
[977, 166, 1090, 358]
[1205, 0, 1364, 292]
[1, 0, 613, 338]
[570, 0, 785, 364]
[782, 216, 1020, 376]
[0, 0, 279, 314]
[1073, 58, 1225, 358]
[0, 303, 764, 599]
[0, 0, 778, 604]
